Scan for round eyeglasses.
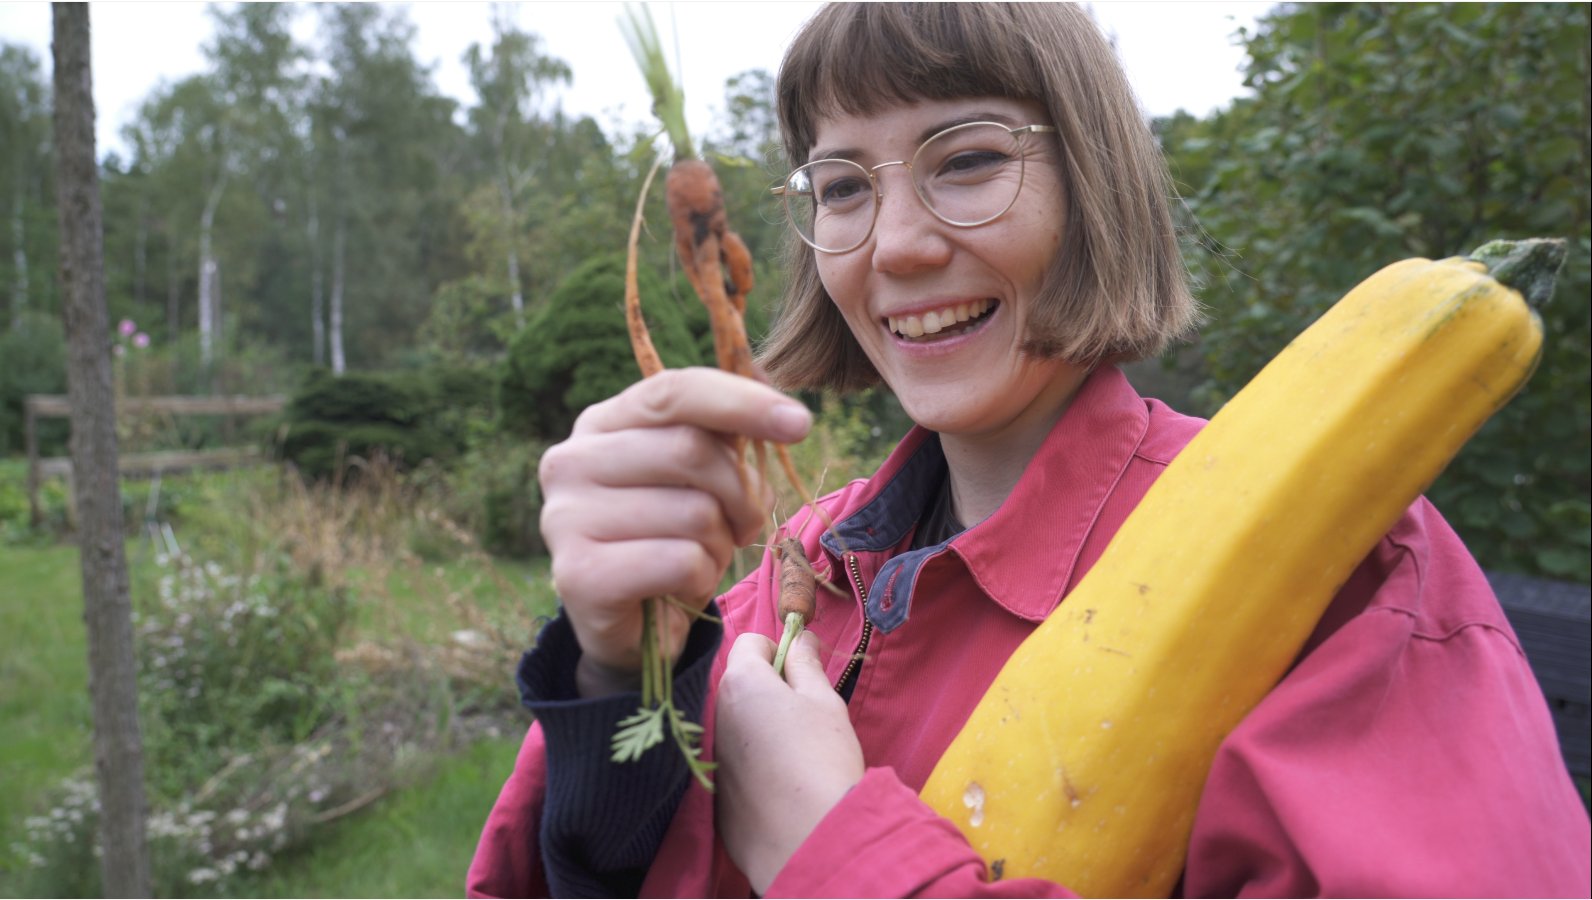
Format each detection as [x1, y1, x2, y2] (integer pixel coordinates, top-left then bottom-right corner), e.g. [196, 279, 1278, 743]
[773, 121, 1059, 254]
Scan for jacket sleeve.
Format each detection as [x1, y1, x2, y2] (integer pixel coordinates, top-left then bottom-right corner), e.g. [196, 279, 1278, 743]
[467, 719, 550, 898]
[766, 767, 1081, 898]
[466, 607, 724, 898]
[1182, 500, 1591, 898]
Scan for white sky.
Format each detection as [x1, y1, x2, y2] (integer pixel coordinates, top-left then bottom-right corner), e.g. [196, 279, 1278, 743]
[1, 1, 1271, 161]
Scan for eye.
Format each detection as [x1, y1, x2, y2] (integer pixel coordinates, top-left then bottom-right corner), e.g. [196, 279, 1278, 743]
[817, 174, 871, 208]
[936, 149, 1009, 180]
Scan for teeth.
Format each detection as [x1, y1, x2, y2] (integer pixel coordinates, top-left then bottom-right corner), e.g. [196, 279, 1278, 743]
[889, 299, 992, 338]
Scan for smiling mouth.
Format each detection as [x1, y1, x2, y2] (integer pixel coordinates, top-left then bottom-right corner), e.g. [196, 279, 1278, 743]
[887, 299, 997, 340]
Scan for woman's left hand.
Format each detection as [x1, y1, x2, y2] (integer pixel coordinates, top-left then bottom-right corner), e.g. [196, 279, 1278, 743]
[715, 629, 865, 893]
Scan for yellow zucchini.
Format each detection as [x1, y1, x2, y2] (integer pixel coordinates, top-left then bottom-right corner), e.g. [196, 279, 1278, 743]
[918, 240, 1561, 896]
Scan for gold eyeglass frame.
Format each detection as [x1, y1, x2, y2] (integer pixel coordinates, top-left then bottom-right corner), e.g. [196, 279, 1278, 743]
[771, 121, 1059, 254]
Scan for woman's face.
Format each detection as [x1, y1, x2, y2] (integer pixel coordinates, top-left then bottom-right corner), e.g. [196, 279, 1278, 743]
[810, 97, 1089, 443]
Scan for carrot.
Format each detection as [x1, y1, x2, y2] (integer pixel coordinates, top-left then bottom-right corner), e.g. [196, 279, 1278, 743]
[772, 536, 818, 676]
[626, 157, 667, 378]
[614, 4, 846, 785]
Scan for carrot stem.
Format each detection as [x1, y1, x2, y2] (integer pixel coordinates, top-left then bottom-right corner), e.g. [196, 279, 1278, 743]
[772, 611, 805, 678]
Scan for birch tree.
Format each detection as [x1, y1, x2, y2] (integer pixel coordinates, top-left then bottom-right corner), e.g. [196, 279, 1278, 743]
[51, 4, 151, 894]
[464, 10, 570, 328]
[1, 44, 53, 329]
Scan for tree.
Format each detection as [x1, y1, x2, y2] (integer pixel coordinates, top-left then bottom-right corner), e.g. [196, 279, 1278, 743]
[464, 9, 572, 328]
[314, 3, 468, 372]
[1162, 3, 1591, 581]
[0, 42, 54, 329]
[51, 4, 151, 895]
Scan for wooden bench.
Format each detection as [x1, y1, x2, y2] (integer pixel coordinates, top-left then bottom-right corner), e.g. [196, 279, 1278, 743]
[1488, 570, 1592, 782]
[24, 394, 286, 526]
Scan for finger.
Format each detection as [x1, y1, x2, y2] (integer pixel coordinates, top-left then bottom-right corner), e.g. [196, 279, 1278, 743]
[780, 630, 833, 695]
[540, 428, 772, 546]
[574, 368, 812, 444]
[545, 486, 739, 572]
[726, 631, 778, 670]
[549, 537, 725, 612]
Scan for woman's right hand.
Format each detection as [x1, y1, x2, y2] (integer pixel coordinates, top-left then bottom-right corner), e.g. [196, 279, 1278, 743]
[537, 367, 813, 698]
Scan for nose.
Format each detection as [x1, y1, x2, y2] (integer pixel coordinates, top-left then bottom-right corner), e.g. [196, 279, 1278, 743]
[868, 163, 952, 275]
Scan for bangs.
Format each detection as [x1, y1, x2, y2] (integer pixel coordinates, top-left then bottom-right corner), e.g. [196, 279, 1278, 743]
[778, 4, 1043, 164]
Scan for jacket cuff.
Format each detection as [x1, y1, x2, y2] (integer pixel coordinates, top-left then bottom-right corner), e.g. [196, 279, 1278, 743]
[515, 604, 723, 898]
[767, 767, 1066, 898]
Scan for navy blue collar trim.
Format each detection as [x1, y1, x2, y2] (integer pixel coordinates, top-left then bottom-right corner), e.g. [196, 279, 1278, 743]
[819, 434, 955, 634]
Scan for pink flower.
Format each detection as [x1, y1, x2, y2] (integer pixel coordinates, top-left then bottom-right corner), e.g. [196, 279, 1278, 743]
[118, 318, 136, 337]
[133, 332, 150, 349]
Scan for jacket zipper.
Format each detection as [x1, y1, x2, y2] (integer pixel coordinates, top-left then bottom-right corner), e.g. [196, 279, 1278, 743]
[835, 553, 873, 697]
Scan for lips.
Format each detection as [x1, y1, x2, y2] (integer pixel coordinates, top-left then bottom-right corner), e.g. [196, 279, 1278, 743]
[887, 298, 996, 339]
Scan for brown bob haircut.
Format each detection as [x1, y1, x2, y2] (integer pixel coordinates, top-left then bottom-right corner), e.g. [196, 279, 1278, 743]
[758, 3, 1200, 393]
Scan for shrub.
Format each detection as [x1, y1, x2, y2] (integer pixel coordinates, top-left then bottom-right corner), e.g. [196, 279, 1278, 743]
[279, 366, 495, 481]
[499, 253, 703, 440]
[0, 312, 68, 457]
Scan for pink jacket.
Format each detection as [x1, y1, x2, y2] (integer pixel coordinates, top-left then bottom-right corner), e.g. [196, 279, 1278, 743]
[470, 366, 1589, 897]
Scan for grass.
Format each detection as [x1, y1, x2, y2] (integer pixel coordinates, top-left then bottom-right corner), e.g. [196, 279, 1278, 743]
[234, 736, 523, 898]
[0, 542, 93, 871]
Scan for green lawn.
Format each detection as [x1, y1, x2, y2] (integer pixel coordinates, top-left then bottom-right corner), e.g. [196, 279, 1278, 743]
[235, 736, 522, 898]
[0, 542, 93, 875]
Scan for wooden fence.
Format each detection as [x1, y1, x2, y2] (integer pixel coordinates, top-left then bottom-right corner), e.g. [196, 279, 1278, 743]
[24, 394, 286, 526]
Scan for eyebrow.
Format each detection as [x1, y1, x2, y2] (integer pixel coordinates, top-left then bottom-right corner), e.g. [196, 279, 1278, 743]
[807, 109, 1027, 163]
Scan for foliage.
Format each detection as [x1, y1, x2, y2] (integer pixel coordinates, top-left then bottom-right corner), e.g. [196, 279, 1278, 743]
[0, 42, 56, 327]
[422, 433, 547, 559]
[1161, 2, 1591, 582]
[0, 311, 68, 456]
[279, 366, 494, 480]
[499, 253, 704, 439]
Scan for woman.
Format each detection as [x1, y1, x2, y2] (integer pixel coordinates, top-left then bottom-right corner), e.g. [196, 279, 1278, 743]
[470, 5, 1588, 897]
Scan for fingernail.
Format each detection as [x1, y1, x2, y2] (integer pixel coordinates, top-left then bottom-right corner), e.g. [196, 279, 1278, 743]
[769, 402, 812, 442]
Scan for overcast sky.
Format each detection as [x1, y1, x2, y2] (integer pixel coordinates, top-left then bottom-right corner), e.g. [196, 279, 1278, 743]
[1, 1, 1272, 161]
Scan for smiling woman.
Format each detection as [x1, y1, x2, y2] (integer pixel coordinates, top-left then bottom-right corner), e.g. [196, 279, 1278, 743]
[468, 4, 1589, 899]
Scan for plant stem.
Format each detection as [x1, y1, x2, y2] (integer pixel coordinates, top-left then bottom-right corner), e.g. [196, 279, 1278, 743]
[772, 611, 804, 678]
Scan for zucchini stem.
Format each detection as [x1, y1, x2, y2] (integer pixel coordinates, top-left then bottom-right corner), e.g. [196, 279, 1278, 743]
[1468, 238, 1567, 308]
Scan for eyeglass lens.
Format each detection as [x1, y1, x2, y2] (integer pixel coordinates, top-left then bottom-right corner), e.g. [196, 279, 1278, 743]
[783, 122, 1036, 253]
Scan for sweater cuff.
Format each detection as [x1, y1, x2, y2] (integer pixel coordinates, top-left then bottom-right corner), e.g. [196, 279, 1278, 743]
[515, 604, 723, 898]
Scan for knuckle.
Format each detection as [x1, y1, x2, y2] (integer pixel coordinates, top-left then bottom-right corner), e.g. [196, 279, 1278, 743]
[633, 370, 688, 423]
[537, 441, 579, 490]
[679, 492, 721, 536]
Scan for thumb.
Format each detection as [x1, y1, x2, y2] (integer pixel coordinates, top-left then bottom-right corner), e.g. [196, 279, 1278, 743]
[780, 629, 829, 694]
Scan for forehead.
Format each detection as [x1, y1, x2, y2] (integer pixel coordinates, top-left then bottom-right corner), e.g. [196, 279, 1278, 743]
[808, 97, 1049, 161]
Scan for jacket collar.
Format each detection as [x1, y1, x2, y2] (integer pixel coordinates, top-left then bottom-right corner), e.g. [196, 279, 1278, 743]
[820, 366, 1149, 630]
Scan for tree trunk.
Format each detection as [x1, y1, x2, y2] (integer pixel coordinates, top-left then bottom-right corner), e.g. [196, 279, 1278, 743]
[308, 190, 324, 366]
[165, 234, 179, 342]
[132, 195, 146, 309]
[10, 159, 26, 329]
[329, 212, 345, 375]
[496, 171, 524, 328]
[197, 170, 227, 369]
[50, 5, 152, 896]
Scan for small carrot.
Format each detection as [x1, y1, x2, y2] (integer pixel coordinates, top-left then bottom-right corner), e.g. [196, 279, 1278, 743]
[625, 156, 667, 379]
[772, 537, 818, 677]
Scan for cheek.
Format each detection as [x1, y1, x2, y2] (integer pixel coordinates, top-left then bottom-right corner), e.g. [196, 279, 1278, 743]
[816, 257, 863, 319]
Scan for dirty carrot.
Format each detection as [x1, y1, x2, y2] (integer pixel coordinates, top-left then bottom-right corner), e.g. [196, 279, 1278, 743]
[772, 537, 819, 677]
[614, 2, 846, 786]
